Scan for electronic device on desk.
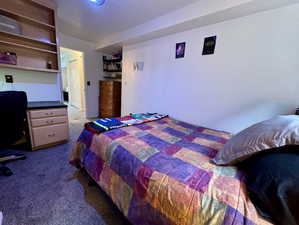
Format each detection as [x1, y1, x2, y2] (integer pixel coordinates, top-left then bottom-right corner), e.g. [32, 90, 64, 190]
[296, 108, 299, 115]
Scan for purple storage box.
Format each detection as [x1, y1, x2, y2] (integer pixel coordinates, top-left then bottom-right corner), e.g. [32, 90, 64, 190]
[0, 53, 17, 65]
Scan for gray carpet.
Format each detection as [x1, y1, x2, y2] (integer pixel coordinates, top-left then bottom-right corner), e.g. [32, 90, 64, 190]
[0, 112, 131, 225]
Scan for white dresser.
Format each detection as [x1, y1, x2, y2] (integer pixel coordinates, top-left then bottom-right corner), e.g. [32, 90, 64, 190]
[27, 102, 69, 151]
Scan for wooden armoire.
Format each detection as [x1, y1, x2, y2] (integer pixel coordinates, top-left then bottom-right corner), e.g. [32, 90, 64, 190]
[99, 80, 121, 118]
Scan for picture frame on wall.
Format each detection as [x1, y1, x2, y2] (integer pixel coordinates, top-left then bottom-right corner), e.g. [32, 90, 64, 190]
[176, 42, 186, 59]
[202, 36, 217, 55]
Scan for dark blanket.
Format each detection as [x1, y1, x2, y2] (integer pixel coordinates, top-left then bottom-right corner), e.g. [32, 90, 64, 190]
[237, 146, 299, 225]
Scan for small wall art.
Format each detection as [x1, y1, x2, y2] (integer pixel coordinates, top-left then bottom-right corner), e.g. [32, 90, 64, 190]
[202, 36, 217, 55]
[175, 42, 186, 59]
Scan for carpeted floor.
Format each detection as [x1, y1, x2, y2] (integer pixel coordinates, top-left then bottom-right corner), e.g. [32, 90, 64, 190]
[0, 107, 131, 225]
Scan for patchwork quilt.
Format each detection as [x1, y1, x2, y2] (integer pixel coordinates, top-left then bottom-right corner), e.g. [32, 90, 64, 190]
[70, 117, 272, 225]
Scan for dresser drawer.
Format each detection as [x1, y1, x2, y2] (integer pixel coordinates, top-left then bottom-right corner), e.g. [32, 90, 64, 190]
[30, 108, 67, 119]
[31, 116, 68, 127]
[32, 123, 68, 147]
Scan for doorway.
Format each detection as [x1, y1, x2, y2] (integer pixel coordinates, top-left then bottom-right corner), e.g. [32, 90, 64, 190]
[60, 47, 86, 117]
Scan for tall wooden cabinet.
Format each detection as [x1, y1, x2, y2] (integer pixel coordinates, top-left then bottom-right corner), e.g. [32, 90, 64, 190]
[99, 81, 121, 118]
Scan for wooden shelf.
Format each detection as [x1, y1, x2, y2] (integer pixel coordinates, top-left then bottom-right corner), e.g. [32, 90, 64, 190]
[0, 30, 56, 46]
[0, 7, 55, 31]
[104, 76, 122, 79]
[29, 0, 56, 10]
[0, 40, 57, 54]
[0, 0, 59, 75]
[104, 70, 122, 73]
[0, 63, 59, 73]
[103, 58, 122, 63]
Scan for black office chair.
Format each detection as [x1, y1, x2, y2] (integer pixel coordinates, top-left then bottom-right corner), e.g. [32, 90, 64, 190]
[0, 91, 28, 176]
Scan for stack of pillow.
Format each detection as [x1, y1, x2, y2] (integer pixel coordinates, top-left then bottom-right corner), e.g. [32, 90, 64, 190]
[213, 115, 299, 225]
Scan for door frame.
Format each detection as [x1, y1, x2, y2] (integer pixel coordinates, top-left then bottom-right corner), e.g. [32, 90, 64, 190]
[60, 47, 86, 113]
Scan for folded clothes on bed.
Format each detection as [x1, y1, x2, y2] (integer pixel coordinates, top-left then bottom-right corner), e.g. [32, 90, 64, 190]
[85, 113, 168, 134]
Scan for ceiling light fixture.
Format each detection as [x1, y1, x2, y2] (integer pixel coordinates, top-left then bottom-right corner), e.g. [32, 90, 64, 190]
[89, 0, 105, 6]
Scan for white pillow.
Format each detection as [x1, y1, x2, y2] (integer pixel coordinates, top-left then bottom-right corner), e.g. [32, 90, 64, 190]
[213, 115, 299, 165]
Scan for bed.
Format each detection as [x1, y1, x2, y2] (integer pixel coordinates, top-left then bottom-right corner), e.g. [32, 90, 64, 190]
[70, 116, 272, 225]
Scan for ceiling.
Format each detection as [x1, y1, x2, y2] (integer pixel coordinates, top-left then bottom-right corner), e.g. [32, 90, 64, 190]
[55, 0, 199, 43]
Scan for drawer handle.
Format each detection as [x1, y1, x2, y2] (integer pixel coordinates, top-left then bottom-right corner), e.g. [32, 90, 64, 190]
[46, 120, 54, 124]
[48, 133, 56, 137]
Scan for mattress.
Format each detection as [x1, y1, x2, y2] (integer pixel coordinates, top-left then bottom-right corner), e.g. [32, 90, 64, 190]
[70, 117, 272, 225]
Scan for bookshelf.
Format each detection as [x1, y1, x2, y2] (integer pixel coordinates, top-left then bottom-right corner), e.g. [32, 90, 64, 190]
[0, 0, 59, 73]
[103, 56, 122, 74]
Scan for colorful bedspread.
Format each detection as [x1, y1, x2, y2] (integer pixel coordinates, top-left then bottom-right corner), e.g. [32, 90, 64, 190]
[70, 117, 272, 225]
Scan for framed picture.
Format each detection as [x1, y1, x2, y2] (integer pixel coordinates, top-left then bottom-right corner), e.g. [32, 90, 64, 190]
[176, 42, 186, 59]
[202, 36, 217, 55]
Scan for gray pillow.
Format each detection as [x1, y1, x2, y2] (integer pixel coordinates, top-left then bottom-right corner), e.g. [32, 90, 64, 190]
[213, 115, 299, 165]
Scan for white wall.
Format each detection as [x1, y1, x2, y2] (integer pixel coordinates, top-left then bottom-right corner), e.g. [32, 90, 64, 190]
[97, 0, 298, 50]
[0, 68, 61, 102]
[122, 4, 299, 133]
[59, 33, 103, 118]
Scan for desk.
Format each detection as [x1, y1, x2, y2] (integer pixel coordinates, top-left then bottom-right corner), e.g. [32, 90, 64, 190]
[27, 102, 69, 151]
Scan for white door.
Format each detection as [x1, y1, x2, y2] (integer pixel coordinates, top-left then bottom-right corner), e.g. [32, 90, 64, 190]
[69, 58, 84, 110]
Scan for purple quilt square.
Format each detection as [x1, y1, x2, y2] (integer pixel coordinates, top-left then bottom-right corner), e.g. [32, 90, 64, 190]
[110, 145, 142, 188]
[128, 195, 175, 225]
[144, 152, 178, 172]
[163, 127, 186, 138]
[192, 131, 228, 144]
[134, 165, 154, 199]
[175, 120, 199, 131]
[135, 123, 152, 130]
[145, 152, 197, 183]
[222, 206, 254, 225]
[78, 129, 94, 148]
[83, 150, 104, 182]
[104, 129, 128, 140]
[186, 168, 212, 193]
[209, 149, 218, 158]
[167, 161, 198, 183]
[140, 134, 171, 151]
[183, 135, 196, 142]
[156, 119, 167, 124]
[177, 140, 218, 158]
[160, 145, 181, 156]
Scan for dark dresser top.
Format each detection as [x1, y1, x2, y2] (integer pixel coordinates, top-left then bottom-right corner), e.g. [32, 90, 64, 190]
[28, 101, 68, 110]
